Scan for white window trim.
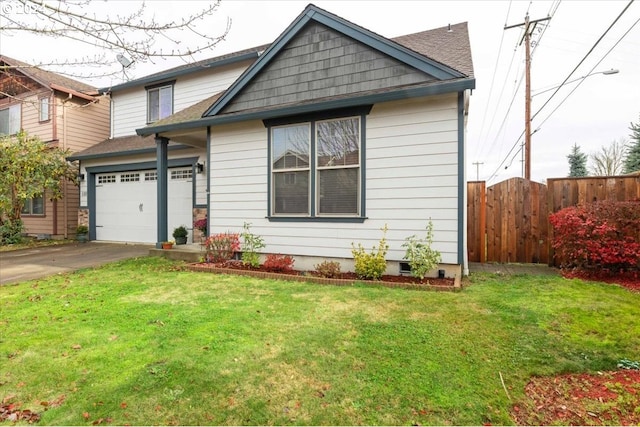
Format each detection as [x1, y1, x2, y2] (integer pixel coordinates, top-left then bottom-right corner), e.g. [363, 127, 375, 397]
[39, 96, 50, 122]
[147, 83, 174, 123]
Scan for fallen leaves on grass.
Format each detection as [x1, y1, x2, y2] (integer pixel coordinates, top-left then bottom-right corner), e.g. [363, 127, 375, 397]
[0, 399, 41, 424]
[512, 370, 640, 425]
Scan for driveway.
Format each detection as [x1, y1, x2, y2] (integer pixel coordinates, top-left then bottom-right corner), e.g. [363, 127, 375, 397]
[0, 242, 152, 285]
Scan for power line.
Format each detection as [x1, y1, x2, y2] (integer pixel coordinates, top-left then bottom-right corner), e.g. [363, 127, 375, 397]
[485, 0, 635, 183]
[477, 1, 561, 166]
[531, 0, 635, 122]
[534, 15, 639, 130]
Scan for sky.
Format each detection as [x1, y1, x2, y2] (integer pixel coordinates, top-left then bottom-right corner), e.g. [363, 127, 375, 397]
[1, 0, 638, 184]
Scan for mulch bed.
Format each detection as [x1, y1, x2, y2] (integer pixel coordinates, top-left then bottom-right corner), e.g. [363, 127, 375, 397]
[561, 269, 640, 292]
[187, 260, 459, 291]
[511, 369, 640, 425]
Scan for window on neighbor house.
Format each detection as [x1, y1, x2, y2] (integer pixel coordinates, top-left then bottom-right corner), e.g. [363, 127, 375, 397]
[39, 97, 50, 122]
[22, 195, 44, 215]
[147, 83, 173, 123]
[269, 113, 363, 219]
[0, 104, 21, 136]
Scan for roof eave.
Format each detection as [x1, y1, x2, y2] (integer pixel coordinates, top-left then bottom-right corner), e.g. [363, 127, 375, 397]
[99, 51, 261, 94]
[67, 143, 190, 161]
[51, 83, 96, 101]
[137, 77, 475, 136]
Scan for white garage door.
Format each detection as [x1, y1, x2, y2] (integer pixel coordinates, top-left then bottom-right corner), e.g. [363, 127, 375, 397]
[95, 168, 193, 243]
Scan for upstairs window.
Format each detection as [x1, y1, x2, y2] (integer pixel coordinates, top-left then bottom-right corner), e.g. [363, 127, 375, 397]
[39, 97, 50, 122]
[0, 104, 21, 136]
[147, 83, 173, 123]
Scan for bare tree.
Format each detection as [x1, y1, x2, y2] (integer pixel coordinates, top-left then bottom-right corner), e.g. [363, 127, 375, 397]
[0, 0, 230, 79]
[589, 138, 628, 176]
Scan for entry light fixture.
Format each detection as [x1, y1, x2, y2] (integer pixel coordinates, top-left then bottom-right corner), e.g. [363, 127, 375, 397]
[77, 173, 85, 181]
[196, 162, 204, 173]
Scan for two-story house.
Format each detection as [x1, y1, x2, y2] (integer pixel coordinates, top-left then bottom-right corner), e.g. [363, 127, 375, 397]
[70, 4, 475, 276]
[0, 55, 110, 239]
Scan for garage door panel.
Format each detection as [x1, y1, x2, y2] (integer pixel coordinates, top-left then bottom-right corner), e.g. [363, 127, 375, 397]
[95, 168, 193, 243]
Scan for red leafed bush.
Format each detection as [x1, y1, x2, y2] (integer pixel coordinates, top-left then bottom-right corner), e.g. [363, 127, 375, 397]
[262, 254, 295, 273]
[549, 200, 640, 272]
[205, 232, 240, 263]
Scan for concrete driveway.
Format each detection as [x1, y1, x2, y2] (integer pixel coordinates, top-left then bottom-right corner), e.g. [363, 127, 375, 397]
[0, 242, 152, 285]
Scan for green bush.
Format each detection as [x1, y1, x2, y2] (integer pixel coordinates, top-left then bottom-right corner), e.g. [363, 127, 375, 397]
[0, 219, 24, 245]
[172, 225, 188, 238]
[402, 220, 442, 279]
[351, 225, 389, 280]
[241, 222, 265, 268]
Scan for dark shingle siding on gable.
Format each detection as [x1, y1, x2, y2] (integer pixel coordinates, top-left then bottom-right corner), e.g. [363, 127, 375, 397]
[221, 22, 436, 114]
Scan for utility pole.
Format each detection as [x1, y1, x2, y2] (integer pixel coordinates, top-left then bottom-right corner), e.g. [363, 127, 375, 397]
[505, 14, 550, 180]
[472, 161, 484, 181]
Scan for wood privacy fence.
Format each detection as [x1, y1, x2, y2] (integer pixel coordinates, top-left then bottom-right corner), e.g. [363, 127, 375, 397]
[467, 175, 640, 265]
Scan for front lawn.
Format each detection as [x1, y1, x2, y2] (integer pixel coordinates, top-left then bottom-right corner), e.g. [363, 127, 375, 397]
[1, 257, 639, 425]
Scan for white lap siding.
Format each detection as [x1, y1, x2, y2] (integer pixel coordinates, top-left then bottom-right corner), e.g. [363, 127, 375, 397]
[209, 93, 460, 264]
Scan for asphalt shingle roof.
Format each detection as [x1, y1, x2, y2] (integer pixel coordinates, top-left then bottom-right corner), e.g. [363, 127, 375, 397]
[72, 13, 474, 159]
[0, 55, 97, 94]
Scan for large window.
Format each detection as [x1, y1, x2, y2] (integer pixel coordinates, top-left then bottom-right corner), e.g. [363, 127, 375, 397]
[0, 104, 21, 136]
[22, 195, 44, 215]
[147, 83, 173, 123]
[269, 111, 365, 219]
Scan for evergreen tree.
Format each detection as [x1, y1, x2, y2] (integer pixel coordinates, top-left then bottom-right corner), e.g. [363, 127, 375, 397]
[567, 143, 588, 177]
[623, 117, 640, 174]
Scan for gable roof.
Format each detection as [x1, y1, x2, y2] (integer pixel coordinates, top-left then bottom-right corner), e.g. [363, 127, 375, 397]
[203, 4, 472, 118]
[136, 4, 474, 137]
[0, 55, 98, 98]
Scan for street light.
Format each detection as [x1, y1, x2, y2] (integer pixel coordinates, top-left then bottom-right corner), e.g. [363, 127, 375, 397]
[532, 69, 619, 97]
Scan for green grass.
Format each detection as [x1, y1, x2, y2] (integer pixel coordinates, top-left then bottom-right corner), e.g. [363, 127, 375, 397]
[1, 257, 639, 425]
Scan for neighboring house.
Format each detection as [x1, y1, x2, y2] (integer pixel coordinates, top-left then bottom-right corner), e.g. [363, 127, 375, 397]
[0, 55, 110, 239]
[72, 4, 475, 276]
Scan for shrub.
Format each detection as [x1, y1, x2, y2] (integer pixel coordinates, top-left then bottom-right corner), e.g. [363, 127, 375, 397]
[0, 219, 24, 245]
[205, 232, 240, 263]
[314, 260, 342, 278]
[76, 224, 88, 234]
[549, 200, 640, 272]
[263, 254, 295, 273]
[402, 220, 442, 279]
[351, 225, 389, 280]
[172, 225, 188, 238]
[241, 222, 265, 268]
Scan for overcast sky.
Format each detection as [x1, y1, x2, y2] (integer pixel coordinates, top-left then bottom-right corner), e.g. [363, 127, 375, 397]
[1, 0, 638, 184]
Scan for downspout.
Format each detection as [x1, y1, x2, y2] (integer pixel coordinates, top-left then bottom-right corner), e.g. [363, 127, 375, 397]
[51, 91, 59, 237]
[61, 93, 72, 239]
[206, 126, 211, 235]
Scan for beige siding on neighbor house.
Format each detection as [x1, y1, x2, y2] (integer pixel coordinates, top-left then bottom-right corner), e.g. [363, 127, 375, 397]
[112, 62, 253, 137]
[61, 94, 111, 153]
[208, 93, 460, 265]
[19, 91, 55, 142]
[21, 92, 111, 238]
